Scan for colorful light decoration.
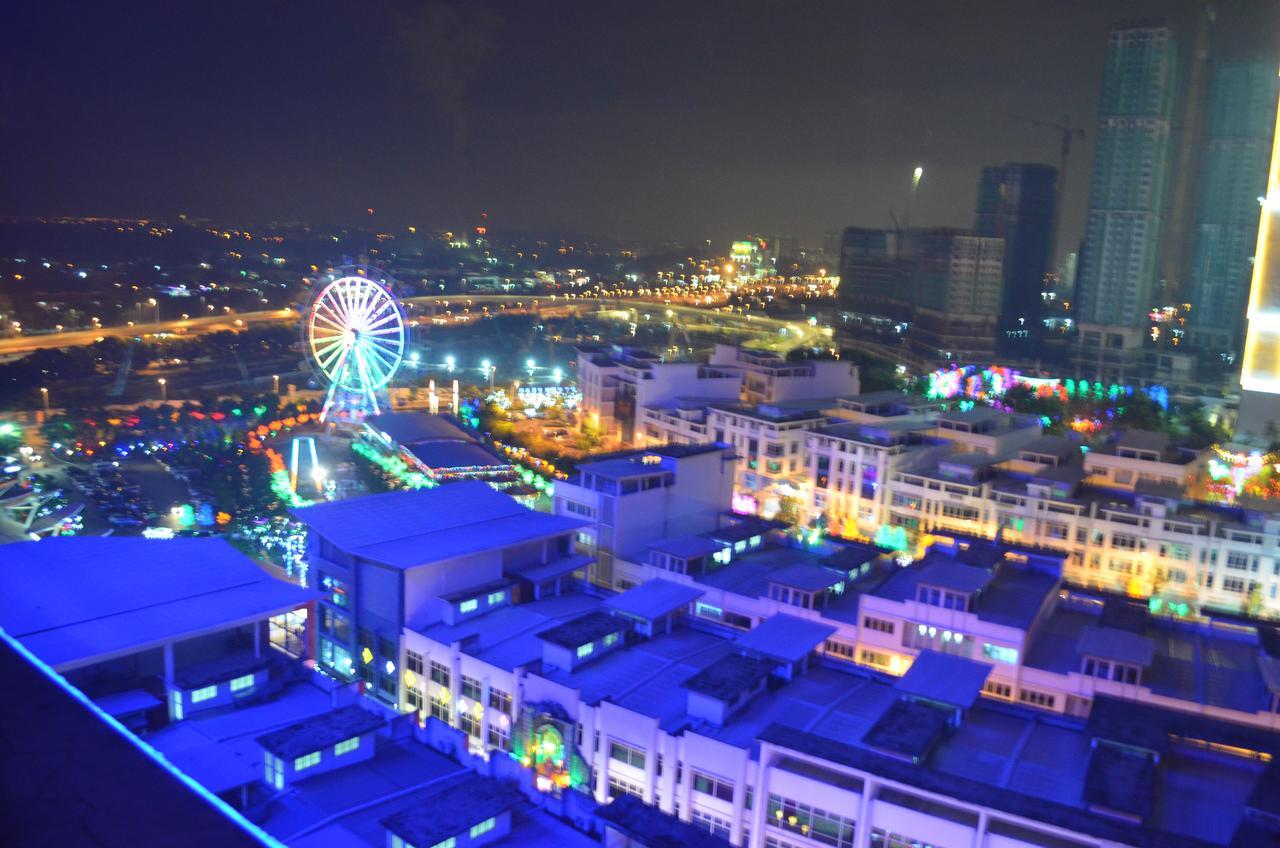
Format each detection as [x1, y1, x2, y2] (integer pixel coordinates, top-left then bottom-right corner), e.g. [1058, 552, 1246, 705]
[1207, 444, 1280, 503]
[924, 364, 1169, 412]
[308, 273, 406, 422]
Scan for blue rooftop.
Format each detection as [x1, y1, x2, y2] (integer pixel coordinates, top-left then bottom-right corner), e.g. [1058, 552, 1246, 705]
[291, 482, 584, 568]
[0, 537, 316, 669]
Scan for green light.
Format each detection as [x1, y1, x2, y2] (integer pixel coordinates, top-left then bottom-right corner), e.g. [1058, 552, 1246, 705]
[0, 423, 18, 437]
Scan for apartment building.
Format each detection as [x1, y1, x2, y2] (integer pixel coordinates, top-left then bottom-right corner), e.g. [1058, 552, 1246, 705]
[400, 526, 1280, 848]
[552, 444, 736, 587]
[707, 402, 830, 519]
[577, 344, 857, 448]
[707, 344, 860, 405]
[575, 345, 742, 444]
[291, 482, 590, 705]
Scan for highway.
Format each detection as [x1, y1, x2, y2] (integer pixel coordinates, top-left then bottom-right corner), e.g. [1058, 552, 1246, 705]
[0, 294, 829, 356]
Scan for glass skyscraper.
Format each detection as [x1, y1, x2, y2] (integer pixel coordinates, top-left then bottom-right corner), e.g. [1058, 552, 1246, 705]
[1075, 24, 1179, 334]
[1187, 57, 1279, 358]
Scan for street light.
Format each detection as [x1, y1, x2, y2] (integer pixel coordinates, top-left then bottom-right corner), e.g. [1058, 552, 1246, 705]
[445, 355, 455, 373]
[525, 358, 536, 377]
[272, 374, 280, 394]
[552, 367, 563, 384]
[158, 377, 167, 402]
[40, 387, 48, 413]
[148, 297, 159, 323]
[481, 359, 494, 390]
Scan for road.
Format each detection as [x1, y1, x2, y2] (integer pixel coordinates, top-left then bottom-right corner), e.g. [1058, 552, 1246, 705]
[0, 294, 829, 356]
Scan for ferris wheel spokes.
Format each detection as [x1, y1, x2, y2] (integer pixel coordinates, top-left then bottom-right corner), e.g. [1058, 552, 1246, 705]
[307, 273, 406, 423]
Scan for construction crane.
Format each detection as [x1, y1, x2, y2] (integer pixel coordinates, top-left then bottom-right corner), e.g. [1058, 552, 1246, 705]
[1002, 113, 1086, 264]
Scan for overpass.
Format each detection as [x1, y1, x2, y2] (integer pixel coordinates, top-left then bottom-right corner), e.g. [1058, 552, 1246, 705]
[0, 295, 829, 356]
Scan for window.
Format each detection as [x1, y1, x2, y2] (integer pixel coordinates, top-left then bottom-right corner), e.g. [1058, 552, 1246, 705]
[604, 632, 619, 647]
[860, 649, 890, 669]
[334, 736, 360, 755]
[294, 751, 321, 771]
[406, 650, 424, 674]
[1112, 533, 1138, 550]
[692, 771, 734, 802]
[824, 640, 855, 660]
[577, 642, 595, 659]
[230, 674, 255, 693]
[470, 817, 496, 839]
[461, 675, 482, 701]
[982, 643, 1018, 664]
[427, 839, 456, 848]
[1018, 689, 1056, 710]
[609, 740, 645, 770]
[692, 810, 731, 840]
[487, 722, 511, 751]
[460, 599, 478, 614]
[863, 616, 894, 634]
[608, 775, 644, 800]
[429, 693, 450, 722]
[983, 680, 1012, 699]
[191, 685, 217, 703]
[487, 590, 505, 605]
[766, 794, 855, 848]
[488, 688, 512, 715]
[430, 661, 451, 687]
[263, 751, 283, 790]
[459, 712, 481, 738]
[869, 828, 940, 848]
[1223, 577, 1247, 593]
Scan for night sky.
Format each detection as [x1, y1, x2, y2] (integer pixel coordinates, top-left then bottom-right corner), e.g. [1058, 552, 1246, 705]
[3, 1, 1276, 251]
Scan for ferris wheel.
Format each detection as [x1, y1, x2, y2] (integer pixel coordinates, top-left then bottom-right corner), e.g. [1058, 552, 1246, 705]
[307, 271, 406, 422]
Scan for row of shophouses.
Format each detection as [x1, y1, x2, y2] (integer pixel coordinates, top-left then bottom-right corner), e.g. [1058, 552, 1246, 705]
[628, 387, 1280, 621]
[290, 447, 1280, 848]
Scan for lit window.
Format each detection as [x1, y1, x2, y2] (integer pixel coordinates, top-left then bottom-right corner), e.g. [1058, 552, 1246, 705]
[469, 816, 497, 838]
[982, 642, 1018, 664]
[191, 685, 217, 703]
[428, 838, 456, 848]
[577, 642, 594, 659]
[604, 632, 619, 647]
[334, 736, 360, 756]
[487, 590, 505, 605]
[230, 674, 255, 692]
[460, 599, 478, 614]
[294, 751, 321, 771]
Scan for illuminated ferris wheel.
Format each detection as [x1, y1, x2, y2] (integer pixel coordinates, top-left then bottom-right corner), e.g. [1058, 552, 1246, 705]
[307, 271, 406, 422]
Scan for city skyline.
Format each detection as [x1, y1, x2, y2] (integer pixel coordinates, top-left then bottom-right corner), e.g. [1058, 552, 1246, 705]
[5, 1, 1276, 251]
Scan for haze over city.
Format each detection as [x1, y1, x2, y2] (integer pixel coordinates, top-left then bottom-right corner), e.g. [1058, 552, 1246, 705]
[3, 4, 1280, 848]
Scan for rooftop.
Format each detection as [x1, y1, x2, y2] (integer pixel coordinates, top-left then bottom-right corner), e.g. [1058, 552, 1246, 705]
[406, 440, 509, 471]
[0, 632, 272, 848]
[1078, 624, 1157, 667]
[535, 610, 625, 649]
[365, 412, 476, 445]
[766, 562, 848, 592]
[0, 537, 316, 669]
[1024, 605, 1273, 715]
[256, 705, 385, 759]
[893, 650, 991, 709]
[381, 775, 524, 848]
[734, 613, 835, 664]
[596, 794, 732, 848]
[291, 482, 584, 568]
[679, 652, 775, 702]
[860, 698, 952, 762]
[646, 535, 726, 560]
[604, 579, 704, 622]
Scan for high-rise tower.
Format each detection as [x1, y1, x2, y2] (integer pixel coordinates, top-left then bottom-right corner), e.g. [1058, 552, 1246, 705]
[1074, 23, 1179, 380]
[1187, 58, 1280, 361]
[975, 163, 1057, 352]
[1234, 67, 1280, 441]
